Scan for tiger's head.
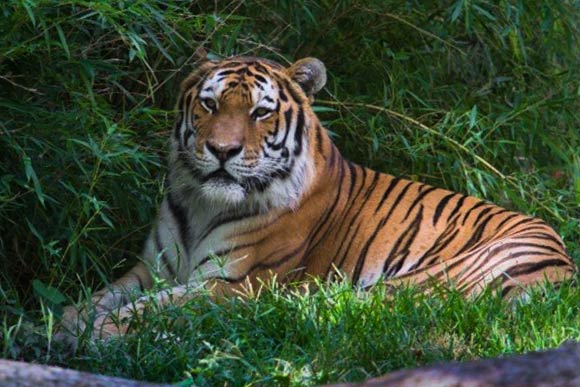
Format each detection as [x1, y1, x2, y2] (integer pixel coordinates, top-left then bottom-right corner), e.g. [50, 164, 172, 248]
[171, 56, 327, 210]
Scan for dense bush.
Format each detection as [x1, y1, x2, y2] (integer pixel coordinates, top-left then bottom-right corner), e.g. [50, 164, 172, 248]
[1, 1, 579, 385]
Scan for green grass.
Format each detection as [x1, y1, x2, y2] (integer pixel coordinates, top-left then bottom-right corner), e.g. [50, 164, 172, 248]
[1, 1, 580, 386]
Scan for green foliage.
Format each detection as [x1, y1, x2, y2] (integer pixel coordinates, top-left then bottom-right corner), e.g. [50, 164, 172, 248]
[1, 0, 579, 386]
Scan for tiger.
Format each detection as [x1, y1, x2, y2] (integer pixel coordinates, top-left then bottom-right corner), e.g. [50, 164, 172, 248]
[61, 55, 576, 340]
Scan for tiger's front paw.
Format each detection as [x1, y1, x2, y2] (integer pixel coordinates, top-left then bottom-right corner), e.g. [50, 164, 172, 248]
[54, 304, 90, 349]
[91, 302, 146, 340]
[91, 313, 130, 339]
[56, 308, 127, 344]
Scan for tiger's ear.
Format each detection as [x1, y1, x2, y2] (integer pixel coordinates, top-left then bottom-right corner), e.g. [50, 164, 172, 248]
[192, 46, 221, 65]
[180, 49, 217, 92]
[193, 46, 209, 63]
[286, 58, 327, 98]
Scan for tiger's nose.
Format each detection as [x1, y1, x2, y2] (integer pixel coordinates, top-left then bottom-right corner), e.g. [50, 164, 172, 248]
[206, 140, 243, 162]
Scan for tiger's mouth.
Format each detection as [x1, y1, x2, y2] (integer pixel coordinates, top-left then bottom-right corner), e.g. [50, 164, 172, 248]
[202, 168, 238, 184]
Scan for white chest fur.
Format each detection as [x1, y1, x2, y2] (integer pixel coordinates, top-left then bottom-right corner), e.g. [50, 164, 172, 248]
[142, 194, 266, 285]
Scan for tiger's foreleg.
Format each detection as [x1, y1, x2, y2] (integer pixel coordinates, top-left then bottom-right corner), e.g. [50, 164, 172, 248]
[59, 262, 154, 341]
[90, 278, 250, 339]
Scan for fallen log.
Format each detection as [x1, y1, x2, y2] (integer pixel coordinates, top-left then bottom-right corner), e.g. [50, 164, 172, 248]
[324, 341, 580, 387]
[3, 342, 580, 386]
[0, 359, 170, 387]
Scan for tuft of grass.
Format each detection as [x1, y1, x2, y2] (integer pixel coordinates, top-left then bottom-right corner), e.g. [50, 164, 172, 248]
[5, 280, 580, 386]
[1, 1, 579, 386]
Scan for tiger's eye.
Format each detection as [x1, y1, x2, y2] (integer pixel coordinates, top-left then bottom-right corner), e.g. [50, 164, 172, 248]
[202, 98, 217, 111]
[253, 107, 271, 118]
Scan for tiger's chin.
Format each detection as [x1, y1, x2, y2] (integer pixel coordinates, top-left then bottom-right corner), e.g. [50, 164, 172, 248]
[195, 165, 309, 211]
[199, 179, 248, 207]
[198, 177, 299, 212]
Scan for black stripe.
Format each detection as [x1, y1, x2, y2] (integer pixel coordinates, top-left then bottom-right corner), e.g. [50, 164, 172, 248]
[213, 242, 309, 284]
[174, 113, 183, 141]
[293, 107, 305, 156]
[384, 205, 424, 277]
[155, 228, 176, 279]
[315, 123, 324, 155]
[254, 62, 275, 74]
[402, 185, 438, 222]
[216, 69, 237, 77]
[374, 177, 401, 214]
[333, 166, 371, 271]
[190, 256, 211, 273]
[383, 180, 413, 222]
[495, 212, 520, 231]
[176, 143, 195, 171]
[283, 79, 304, 103]
[328, 144, 337, 169]
[346, 161, 358, 199]
[192, 237, 270, 274]
[500, 284, 516, 297]
[410, 227, 460, 271]
[331, 165, 368, 261]
[180, 93, 193, 144]
[183, 128, 193, 147]
[362, 170, 381, 203]
[504, 258, 571, 278]
[131, 273, 145, 292]
[350, 182, 411, 283]
[269, 117, 281, 139]
[481, 240, 565, 257]
[309, 160, 347, 273]
[461, 201, 487, 225]
[235, 211, 287, 238]
[345, 223, 365, 283]
[446, 194, 468, 222]
[510, 231, 566, 249]
[270, 107, 293, 151]
[166, 192, 191, 255]
[254, 74, 267, 83]
[330, 166, 372, 270]
[192, 209, 258, 252]
[473, 207, 496, 226]
[433, 192, 456, 226]
[501, 216, 537, 234]
[184, 93, 192, 124]
[334, 221, 363, 271]
[350, 207, 393, 283]
[464, 251, 571, 295]
[397, 252, 467, 282]
[456, 209, 499, 255]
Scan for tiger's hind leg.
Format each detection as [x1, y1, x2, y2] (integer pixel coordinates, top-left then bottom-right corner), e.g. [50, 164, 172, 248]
[385, 234, 575, 298]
